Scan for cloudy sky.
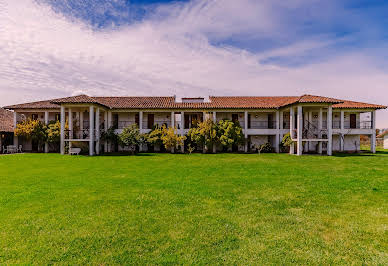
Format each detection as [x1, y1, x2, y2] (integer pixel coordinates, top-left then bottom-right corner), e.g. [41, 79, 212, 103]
[0, 0, 387, 127]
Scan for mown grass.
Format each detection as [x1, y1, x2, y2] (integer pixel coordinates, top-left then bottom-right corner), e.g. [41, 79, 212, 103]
[0, 150, 387, 264]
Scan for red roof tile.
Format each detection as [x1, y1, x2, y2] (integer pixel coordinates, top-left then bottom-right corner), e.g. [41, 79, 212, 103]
[333, 100, 386, 109]
[3, 94, 386, 110]
[0, 108, 14, 132]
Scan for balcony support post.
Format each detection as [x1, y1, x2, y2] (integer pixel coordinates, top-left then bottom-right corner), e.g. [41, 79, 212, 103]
[213, 111, 217, 153]
[275, 111, 280, 153]
[318, 108, 323, 154]
[181, 111, 185, 153]
[244, 111, 248, 153]
[297, 105, 303, 156]
[89, 106, 94, 156]
[44, 111, 49, 153]
[340, 110, 344, 151]
[13, 111, 18, 148]
[60, 106, 65, 155]
[327, 106, 333, 156]
[104, 111, 108, 153]
[289, 107, 295, 155]
[371, 110, 376, 153]
[95, 108, 100, 155]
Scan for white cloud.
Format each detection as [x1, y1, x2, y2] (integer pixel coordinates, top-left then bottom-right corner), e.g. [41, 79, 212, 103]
[0, 0, 387, 127]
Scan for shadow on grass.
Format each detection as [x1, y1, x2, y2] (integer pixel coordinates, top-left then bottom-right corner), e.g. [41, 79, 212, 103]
[98, 152, 157, 157]
[333, 150, 388, 157]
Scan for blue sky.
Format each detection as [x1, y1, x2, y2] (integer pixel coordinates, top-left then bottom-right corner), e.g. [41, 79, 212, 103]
[0, 0, 387, 126]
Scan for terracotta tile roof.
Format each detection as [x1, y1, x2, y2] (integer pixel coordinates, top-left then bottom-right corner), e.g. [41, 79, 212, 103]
[4, 99, 59, 109]
[0, 108, 14, 132]
[297, 94, 343, 104]
[208, 96, 299, 109]
[51, 95, 110, 108]
[377, 130, 388, 138]
[3, 94, 386, 110]
[95, 96, 176, 109]
[333, 100, 386, 109]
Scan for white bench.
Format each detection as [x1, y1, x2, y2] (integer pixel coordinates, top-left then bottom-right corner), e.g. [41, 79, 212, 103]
[69, 148, 81, 155]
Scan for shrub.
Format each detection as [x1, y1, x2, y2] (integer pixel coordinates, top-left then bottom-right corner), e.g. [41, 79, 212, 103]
[15, 119, 47, 151]
[161, 127, 186, 153]
[188, 119, 217, 153]
[118, 124, 143, 154]
[257, 143, 274, 154]
[280, 133, 293, 152]
[217, 120, 244, 149]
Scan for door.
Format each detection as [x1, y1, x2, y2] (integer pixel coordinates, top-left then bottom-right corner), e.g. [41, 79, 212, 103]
[268, 114, 274, 129]
[232, 114, 239, 123]
[248, 114, 251, 129]
[147, 114, 154, 129]
[350, 114, 357, 129]
[32, 139, 39, 152]
[113, 114, 119, 129]
[135, 114, 139, 127]
[184, 114, 190, 129]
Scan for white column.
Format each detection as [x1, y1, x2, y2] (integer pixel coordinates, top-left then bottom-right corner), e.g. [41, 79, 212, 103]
[308, 111, 313, 152]
[297, 105, 303, 156]
[244, 111, 248, 153]
[89, 106, 94, 156]
[275, 111, 280, 153]
[95, 108, 100, 155]
[171, 111, 174, 128]
[13, 111, 18, 147]
[340, 110, 344, 151]
[60, 106, 65, 155]
[213, 111, 217, 153]
[107, 111, 112, 152]
[371, 110, 376, 153]
[104, 111, 108, 153]
[327, 106, 333, 156]
[289, 107, 294, 154]
[180, 111, 185, 153]
[68, 108, 73, 151]
[44, 111, 49, 153]
[139, 111, 144, 131]
[80, 111, 84, 131]
[318, 108, 323, 154]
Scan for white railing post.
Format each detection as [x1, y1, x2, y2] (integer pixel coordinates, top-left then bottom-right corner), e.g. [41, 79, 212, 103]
[89, 106, 94, 156]
[371, 110, 376, 153]
[104, 111, 108, 153]
[13, 111, 18, 148]
[297, 105, 303, 156]
[244, 111, 248, 153]
[44, 111, 49, 153]
[95, 107, 100, 155]
[275, 110, 280, 153]
[318, 108, 323, 154]
[327, 106, 333, 156]
[60, 106, 65, 155]
[289, 107, 294, 154]
[68, 108, 73, 151]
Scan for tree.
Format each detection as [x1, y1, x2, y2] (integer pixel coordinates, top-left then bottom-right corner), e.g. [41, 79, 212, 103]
[161, 127, 186, 153]
[216, 120, 244, 150]
[101, 126, 119, 151]
[188, 119, 217, 153]
[118, 124, 143, 154]
[146, 125, 165, 148]
[15, 119, 47, 151]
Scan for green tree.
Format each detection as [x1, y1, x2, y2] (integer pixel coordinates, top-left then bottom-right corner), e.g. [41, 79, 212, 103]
[15, 119, 47, 151]
[146, 125, 165, 148]
[216, 120, 244, 149]
[161, 127, 186, 153]
[118, 124, 143, 154]
[188, 119, 217, 153]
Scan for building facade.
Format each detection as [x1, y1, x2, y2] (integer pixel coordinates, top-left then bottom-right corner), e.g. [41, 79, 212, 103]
[0, 108, 14, 153]
[4, 94, 386, 155]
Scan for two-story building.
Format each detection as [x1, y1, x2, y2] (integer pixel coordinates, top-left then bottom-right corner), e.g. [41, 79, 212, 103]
[4, 94, 386, 155]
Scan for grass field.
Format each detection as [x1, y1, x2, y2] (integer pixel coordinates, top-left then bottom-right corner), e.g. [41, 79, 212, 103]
[0, 150, 387, 264]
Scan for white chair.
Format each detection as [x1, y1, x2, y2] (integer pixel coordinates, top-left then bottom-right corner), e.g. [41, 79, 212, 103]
[69, 148, 81, 155]
[18, 145, 22, 153]
[2, 146, 7, 154]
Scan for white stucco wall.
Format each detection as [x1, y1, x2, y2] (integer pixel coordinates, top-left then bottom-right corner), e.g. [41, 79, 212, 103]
[332, 135, 360, 152]
[384, 135, 388, 149]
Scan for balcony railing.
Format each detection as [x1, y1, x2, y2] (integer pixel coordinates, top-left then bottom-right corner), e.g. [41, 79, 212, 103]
[249, 121, 277, 129]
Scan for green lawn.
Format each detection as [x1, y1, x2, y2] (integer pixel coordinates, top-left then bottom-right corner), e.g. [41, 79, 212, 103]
[0, 151, 387, 264]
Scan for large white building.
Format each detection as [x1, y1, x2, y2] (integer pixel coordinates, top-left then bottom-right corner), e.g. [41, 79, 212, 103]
[4, 94, 386, 155]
